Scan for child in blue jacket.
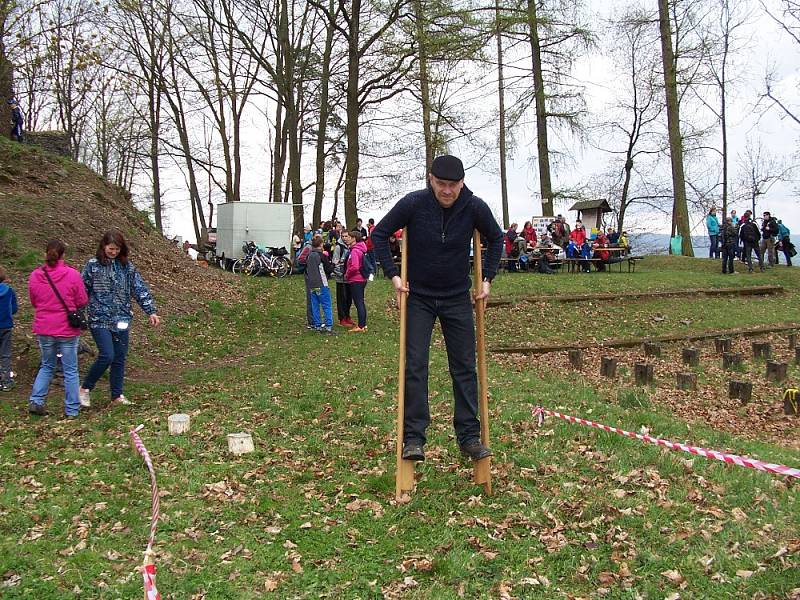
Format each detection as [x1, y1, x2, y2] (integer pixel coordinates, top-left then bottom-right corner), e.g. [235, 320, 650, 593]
[0, 265, 19, 391]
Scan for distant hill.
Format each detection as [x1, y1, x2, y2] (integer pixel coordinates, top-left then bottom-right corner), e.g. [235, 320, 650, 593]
[631, 232, 798, 261]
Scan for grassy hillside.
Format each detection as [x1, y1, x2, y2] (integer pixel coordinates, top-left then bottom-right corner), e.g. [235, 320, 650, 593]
[1, 247, 798, 597]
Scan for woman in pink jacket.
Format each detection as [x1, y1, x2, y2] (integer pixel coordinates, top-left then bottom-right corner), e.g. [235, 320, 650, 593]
[27, 240, 88, 417]
[344, 231, 369, 332]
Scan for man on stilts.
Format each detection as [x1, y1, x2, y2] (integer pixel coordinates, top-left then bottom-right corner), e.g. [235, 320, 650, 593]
[371, 155, 503, 462]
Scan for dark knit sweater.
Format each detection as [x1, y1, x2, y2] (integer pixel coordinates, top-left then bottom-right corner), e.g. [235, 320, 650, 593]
[371, 185, 503, 298]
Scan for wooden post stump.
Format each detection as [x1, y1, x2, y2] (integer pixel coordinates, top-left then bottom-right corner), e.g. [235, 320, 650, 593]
[168, 413, 190, 435]
[752, 341, 772, 359]
[634, 363, 654, 385]
[788, 333, 797, 350]
[722, 352, 743, 371]
[714, 338, 731, 354]
[681, 347, 700, 367]
[600, 356, 618, 378]
[568, 349, 583, 369]
[676, 372, 697, 391]
[765, 361, 788, 383]
[784, 388, 799, 415]
[227, 432, 255, 455]
[728, 380, 753, 403]
[644, 342, 662, 357]
[795, 347, 800, 365]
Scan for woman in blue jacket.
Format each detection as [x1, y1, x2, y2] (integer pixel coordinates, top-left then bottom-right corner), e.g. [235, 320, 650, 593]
[79, 230, 160, 407]
[706, 207, 720, 259]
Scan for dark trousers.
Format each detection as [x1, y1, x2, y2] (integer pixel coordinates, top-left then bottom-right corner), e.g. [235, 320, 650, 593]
[349, 281, 367, 327]
[721, 245, 735, 273]
[709, 234, 719, 258]
[0, 328, 11, 382]
[335, 282, 352, 321]
[404, 292, 480, 446]
[743, 242, 763, 271]
[82, 327, 130, 399]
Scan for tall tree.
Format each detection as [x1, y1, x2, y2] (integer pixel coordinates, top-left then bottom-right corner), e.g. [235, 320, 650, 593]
[657, 0, 693, 255]
[496, 0, 510, 228]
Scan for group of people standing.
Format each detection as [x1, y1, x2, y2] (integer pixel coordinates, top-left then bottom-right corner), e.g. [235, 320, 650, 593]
[0, 230, 159, 418]
[301, 224, 373, 334]
[707, 208, 794, 273]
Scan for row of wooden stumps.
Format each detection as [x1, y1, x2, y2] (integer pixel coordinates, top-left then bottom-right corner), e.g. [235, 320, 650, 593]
[395, 231, 492, 501]
[571, 334, 799, 415]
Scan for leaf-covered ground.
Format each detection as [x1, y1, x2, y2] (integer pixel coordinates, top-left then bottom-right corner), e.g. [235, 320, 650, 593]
[1, 256, 799, 599]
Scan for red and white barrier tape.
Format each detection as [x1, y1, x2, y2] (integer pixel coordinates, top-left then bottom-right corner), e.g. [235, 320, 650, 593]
[130, 425, 162, 600]
[531, 406, 800, 479]
[143, 563, 159, 600]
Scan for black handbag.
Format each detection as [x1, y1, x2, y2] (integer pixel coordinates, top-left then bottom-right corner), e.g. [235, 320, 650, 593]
[41, 267, 88, 330]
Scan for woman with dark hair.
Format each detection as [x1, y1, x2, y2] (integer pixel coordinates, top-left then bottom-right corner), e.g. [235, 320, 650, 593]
[79, 229, 160, 407]
[344, 230, 368, 332]
[27, 239, 88, 417]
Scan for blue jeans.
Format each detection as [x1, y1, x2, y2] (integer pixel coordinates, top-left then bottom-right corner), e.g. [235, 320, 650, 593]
[82, 327, 129, 399]
[404, 292, 480, 446]
[709, 234, 719, 258]
[310, 286, 333, 328]
[30, 335, 80, 416]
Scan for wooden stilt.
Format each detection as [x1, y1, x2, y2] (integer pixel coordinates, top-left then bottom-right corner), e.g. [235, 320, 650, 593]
[396, 229, 415, 501]
[472, 231, 492, 495]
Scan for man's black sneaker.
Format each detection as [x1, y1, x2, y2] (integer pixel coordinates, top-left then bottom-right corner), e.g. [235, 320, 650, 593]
[401, 442, 425, 462]
[28, 404, 48, 416]
[460, 440, 493, 460]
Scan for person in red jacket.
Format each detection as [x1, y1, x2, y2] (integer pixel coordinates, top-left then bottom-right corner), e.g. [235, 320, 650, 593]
[569, 220, 587, 246]
[592, 231, 610, 271]
[27, 240, 88, 417]
[522, 221, 537, 246]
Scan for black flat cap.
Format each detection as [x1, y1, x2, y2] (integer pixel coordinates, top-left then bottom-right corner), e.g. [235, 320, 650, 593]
[430, 155, 465, 181]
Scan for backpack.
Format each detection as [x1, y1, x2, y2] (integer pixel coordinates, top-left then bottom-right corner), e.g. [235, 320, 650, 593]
[740, 222, 758, 243]
[297, 244, 312, 264]
[359, 251, 376, 279]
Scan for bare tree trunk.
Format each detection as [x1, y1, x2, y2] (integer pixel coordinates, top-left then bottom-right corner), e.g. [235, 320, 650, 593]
[496, 0, 509, 228]
[526, 0, 553, 217]
[148, 80, 163, 232]
[271, 99, 285, 204]
[658, 0, 692, 256]
[343, 0, 361, 229]
[312, 0, 336, 227]
[414, 0, 434, 173]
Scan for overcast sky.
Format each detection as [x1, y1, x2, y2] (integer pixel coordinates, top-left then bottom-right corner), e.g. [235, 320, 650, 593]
[158, 0, 800, 246]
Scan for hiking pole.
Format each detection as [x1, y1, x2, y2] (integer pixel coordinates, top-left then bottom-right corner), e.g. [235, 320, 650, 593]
[472, 231, 492, 495]
[396, 228, 415, 500]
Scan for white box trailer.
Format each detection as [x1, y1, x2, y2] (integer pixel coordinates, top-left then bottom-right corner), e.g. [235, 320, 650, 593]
[216, 202, 293, 268]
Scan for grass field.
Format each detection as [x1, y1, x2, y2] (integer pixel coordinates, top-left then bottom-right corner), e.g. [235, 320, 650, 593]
[1, 256, 798, 599]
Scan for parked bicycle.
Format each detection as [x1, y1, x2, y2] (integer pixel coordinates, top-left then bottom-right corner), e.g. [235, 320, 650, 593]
[232, 242, 291, 278]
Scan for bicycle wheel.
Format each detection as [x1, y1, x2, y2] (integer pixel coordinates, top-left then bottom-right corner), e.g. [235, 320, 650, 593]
[232, 259, 245, 274]
[276, 256, 291, 278]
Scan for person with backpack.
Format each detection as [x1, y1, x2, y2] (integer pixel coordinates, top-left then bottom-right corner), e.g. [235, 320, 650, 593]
[305, 236, 335, 334]
[775, 219, 793, 267]
[760, 211, 780, 268]
[332, 231, 353, 327]
[370, 154, 503, 463]
[344, 230, 369, 333]
[738, 211, 763, 273]
[720, 216, 738, 274]
[27, 240, 88, 417]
